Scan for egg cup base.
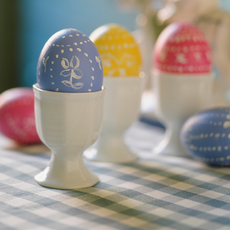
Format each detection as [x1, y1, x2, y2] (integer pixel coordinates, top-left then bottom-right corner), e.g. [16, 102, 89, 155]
[34, 157, 100, 190]
[85, 135, 137, 163]
[153, 130, 189, 157]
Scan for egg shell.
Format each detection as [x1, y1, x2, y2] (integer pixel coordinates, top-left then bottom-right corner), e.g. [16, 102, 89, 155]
[0, 88, 41, 145]
[180, 107, 230, 166]
[89, 24, 142, 77]
[37, 28, 103, 93]
[153, 22, 212, 74]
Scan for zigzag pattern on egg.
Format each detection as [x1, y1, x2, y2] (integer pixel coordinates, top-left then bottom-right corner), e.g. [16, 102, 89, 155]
[89, 24, 142, 77]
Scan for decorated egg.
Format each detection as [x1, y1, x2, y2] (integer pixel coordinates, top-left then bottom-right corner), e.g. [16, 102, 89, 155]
[153, 22, 212, 74]
[37, 28, 103, 93]
[180, 107, 230, 166]
[0, 88, 41, 145]
[89, 24, 142, 77]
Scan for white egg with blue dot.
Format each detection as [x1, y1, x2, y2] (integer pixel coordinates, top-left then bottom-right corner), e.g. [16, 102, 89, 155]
[37, 28, 103, 93]
[180, 107, 230, 166]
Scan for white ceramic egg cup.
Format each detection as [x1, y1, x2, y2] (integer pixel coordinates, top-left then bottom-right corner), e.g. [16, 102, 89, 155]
[84, 76, 145, 163]
[152, 72, 213, 157]
[33, 84, 105, 189]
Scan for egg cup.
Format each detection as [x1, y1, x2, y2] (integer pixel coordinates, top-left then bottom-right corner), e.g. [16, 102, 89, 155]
[33, 84, 105, 189]
[84, 76, 145, 163]
[152, 72, 213, 157]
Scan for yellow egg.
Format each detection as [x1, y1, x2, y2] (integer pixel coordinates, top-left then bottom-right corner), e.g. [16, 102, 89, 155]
[90, 24, 142, 77]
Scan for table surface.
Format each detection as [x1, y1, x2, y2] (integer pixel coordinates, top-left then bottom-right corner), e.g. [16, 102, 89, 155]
[1, 121, 230, 230]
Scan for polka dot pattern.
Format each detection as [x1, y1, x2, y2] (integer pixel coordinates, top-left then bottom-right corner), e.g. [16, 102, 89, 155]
[37, 28, 103, 93]
[90, 24, 142, 77]
[153, 22, 212, 74]
[181, 107, 230, 166]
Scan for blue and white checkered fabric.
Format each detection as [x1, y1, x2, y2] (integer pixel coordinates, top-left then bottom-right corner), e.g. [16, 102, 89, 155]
[1, 121, 230, 230]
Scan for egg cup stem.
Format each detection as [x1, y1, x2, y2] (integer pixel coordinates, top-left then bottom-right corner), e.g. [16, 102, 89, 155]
[86, 132, 137, 163]
[154, 123, 187, 157]
[35, 152, 99, 189]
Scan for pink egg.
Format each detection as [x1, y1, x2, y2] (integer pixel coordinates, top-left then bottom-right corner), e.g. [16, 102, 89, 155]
[0, 87, 41, 145]
[153, 22, 212, 74]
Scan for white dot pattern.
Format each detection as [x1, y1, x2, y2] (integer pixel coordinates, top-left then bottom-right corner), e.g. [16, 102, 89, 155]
[182, 108, 230, 166]
[39, 31, 101, 92]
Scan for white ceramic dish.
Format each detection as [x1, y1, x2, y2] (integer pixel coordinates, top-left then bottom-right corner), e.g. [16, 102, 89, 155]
[33, 84, 105, 189]
[84, 76, 145, 163]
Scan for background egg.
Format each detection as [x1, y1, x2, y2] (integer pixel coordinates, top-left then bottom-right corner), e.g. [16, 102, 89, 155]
[89, 24, 142, 77]
[0, 88, 41, 145]
[153, 22, 212, 74]
[37, 28, 103, 93]
[180, 107, 230, 166]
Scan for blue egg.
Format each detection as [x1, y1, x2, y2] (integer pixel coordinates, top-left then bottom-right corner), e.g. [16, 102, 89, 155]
[180, 107, 230, 166]
[37, 28, 103, 93]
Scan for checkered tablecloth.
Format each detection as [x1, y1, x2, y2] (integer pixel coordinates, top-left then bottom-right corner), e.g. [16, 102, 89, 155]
[1, 121, 230, 230]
